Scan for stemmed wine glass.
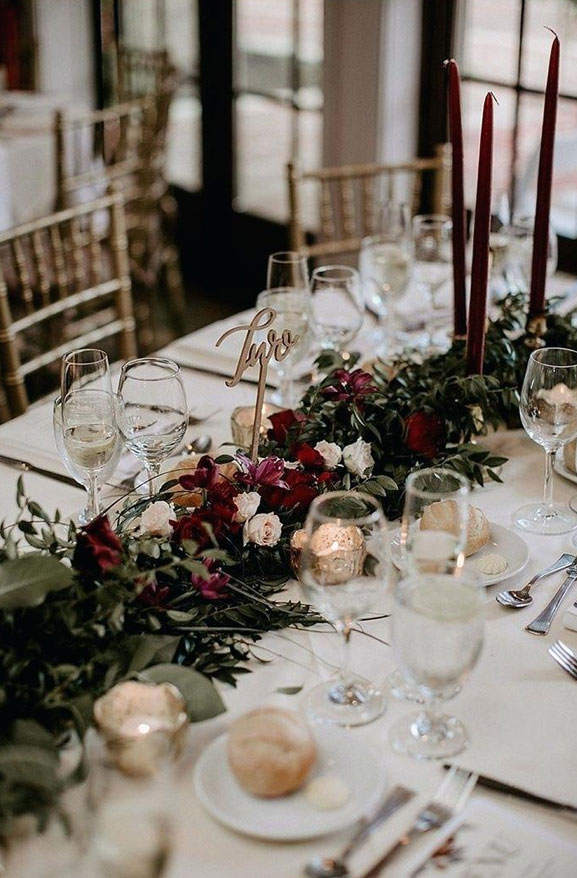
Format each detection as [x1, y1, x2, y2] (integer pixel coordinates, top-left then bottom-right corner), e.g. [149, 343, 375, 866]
[390, 467, 469, 702]
[60, 349, 119, 521]
[299, 491, 391, 726]
[412, 214, 452, 350]
[116, 358, 188, 497]
[360, 202, 413, 356]
[310, 265, 364, 354]
[389, 570, 484, 759]
[256, 287, 310, 409]
[514, 347, 577, 534]
[267, 251, 309, 291]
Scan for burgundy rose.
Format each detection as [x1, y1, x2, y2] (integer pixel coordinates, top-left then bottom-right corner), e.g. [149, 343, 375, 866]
[322, 368, 377, 402]
[260, 468, 319, 512]
[178, 455, 220, 491]
[190, 560, 230, 601]
[267, 409, 304, 444]
[171, 509, 223, 548]
[293, 443, 325, 470]
[405, 411, 445, 460]
[72, 515, 122, 576]
[236, 453, 288, 489]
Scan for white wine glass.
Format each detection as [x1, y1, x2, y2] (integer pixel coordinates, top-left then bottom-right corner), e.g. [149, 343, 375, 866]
[53, 395, 122, 525]
[360, 202, 413, 356]
[256, 287, 310, 409]
[390, 467, 469, 702]
[117, 358, 188, 497]
[267, 251, 309, 291]
[299, 491, 391, 726]
[389, 571, 484, 759]
[514, 347, 577, 535]
[310, 265, 364, 354]
[412, 215, 452, 351]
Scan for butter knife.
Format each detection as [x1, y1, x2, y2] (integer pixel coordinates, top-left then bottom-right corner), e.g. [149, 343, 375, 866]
[526, 564, 577, 635]
[0, 453, 80, 488]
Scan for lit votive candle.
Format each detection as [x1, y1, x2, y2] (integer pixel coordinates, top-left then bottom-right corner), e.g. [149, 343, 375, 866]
[305, 523, 366, 585]
[536, 383, 577, 425]
[230, 403, 281, 448]
[93, 681, 188, 777]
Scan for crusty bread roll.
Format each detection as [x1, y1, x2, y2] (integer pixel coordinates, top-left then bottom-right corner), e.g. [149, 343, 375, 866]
[227, 708, 316, 798]
[420, 499, 491, 557]
[564, 439, 577, 474]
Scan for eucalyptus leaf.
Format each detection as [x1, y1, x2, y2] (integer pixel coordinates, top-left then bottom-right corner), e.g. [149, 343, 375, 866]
[137, 664, 226, 722]
[0, 556, 73, 608]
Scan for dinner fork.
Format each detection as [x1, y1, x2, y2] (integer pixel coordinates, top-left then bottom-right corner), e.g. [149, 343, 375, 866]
[360, 766, 478, 877]
[549, 639, 577, 681]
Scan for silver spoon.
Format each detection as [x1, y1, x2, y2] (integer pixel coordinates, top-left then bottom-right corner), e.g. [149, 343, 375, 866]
[496, 552, 575, 608]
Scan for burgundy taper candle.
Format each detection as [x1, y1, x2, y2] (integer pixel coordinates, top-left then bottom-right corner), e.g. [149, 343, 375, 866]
[446, 59, 467, 338]
[528, 33, 559, 320]
[466, 93, 495, 376]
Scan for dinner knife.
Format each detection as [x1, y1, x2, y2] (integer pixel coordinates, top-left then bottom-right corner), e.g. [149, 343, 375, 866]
[170, 359, 276, 389]
[526, 564, 577, 634]
[443, 764, 577, 819]
[0, 453, 80, 488]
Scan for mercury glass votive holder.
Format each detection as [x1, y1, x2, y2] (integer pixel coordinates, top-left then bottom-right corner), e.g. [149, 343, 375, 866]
[290, 523, 366, 584]
[230, 403, 281, 448]
[93, 681, 188, 777]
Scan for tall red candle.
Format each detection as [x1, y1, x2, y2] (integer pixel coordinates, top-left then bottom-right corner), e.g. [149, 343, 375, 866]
[466, 93, 494, 376]
[529, 33, 559, 320]
[446, 59, 467, 338]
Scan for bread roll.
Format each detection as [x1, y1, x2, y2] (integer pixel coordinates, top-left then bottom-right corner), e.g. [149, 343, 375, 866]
[227, 708, 316, 798]
[420, 499, 491, 557]
[564, 439, 577, 474]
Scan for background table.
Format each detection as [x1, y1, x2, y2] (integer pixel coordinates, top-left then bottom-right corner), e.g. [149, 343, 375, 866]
[1, 313, 577, 876]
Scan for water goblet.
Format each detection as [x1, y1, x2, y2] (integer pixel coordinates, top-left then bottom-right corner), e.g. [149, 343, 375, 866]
[299, 491, 391, 726]
[514, 347, 577, 534]
[117, 358, 188, 497]
[310, 265, 364, 354]
[389, 570, 484, 759]
[256, 287, 311, 409]
[412, 214, 452, 351]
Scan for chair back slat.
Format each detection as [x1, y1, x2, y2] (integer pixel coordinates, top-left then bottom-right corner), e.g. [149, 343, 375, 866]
[0, 194, 137, 417]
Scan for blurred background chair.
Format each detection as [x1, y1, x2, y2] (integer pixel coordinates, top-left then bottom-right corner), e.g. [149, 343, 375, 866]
[0, 192, 136, 418]
[287, 145, 451, 263]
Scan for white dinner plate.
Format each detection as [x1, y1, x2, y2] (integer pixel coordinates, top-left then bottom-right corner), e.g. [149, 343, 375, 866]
[553, 449, 577, 486]
[389, 521, 529, 586]
[193, 726, 388, 841]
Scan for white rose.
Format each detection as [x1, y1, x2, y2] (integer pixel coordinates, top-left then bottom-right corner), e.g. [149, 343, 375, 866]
[140, 501, 174, 537]
[314, 440, 342, 470]
[243, 512, 282, 547]
[234, 491, 261, 523]
[343, 438, 374, 477]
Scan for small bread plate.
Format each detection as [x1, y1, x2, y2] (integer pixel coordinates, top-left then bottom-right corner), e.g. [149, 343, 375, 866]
[390, 522, 529, 586]
[194, 726, 388, 841]
[554, 448, 577, 486]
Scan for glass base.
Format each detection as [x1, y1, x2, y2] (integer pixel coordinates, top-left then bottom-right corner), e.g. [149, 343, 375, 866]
[389, 711, 468, 759]
[305, 676, 386, 727]
[388, 668, 462, 704]
[513, 502, 577, 535]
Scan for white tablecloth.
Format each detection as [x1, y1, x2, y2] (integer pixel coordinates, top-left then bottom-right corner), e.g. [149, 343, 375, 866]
[2, 314, 577, 876]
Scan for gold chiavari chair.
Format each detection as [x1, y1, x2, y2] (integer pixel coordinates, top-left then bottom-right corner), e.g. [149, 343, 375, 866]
[0, 193, 136, 418]
[287, 145, 451, 261]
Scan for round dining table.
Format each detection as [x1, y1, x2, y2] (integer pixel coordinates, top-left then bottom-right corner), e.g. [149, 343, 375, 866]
[1, 310, 577, 877]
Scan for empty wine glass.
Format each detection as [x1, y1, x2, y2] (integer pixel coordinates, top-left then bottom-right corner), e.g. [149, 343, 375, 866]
[299, 491, 391, 726]
[54, 395, 122, 525]
[514, 347, 577, 534]
[389, 570, 484, 759]
[310, 265, 364, 354]
[256, 287, 311, 408]
[360, 202, 413, 356]
[267, 251, 309, 291]
[412, 215, 452, 351]
[61, 348, 112, 397]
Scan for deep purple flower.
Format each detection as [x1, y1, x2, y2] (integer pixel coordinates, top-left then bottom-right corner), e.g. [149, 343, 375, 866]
[190, 560, 230, 601]
[178, 455, 220, 491]
[236, 453, 289, 489]
[322, 368, 377, 402]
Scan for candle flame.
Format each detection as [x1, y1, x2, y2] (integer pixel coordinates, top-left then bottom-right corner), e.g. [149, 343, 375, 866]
[137, 722, 151, 735]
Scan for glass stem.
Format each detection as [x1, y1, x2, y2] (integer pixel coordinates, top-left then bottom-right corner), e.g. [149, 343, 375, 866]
[146, 462, 161, 498]
[414, 694, 442, 741]
[543, 449, 555, 515]
[86, 472, 100, 520]
[338, 624, 352, 685]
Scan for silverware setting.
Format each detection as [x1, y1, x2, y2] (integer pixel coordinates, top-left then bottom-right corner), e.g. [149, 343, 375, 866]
[0, 452, 81, 489]
[525, 563, 577, 635]
[360, 767, 477, 878]
[496, 553, 576, 608]
[549, 639, 577, 682]
[304, 785, 415, 878]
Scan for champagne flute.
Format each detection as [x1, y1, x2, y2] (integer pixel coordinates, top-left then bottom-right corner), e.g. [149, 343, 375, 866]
[310, 265, 364, 354]
[360, 202, 413, 356]
[514, 347, 577, 534]
[54, 395, 122, 525]
[389, 570, 484, 759]
[117, 358, 188, 497]
[299, 491, 391, 726]
[61, 348, 112, 397]
[412, 215, 452, 351]
[390, 467, 469, 702]
[267, 251, 309, 291]
[256, 287, 310, 409]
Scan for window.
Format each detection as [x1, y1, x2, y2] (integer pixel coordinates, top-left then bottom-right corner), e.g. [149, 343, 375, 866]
[458, 0, 577, 238]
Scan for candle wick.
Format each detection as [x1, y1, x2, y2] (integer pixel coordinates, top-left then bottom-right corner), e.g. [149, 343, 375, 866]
[488, 91, 499, 106]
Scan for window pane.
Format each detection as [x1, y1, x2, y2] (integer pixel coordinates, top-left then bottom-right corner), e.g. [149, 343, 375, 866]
[461, 82, 516, 207]
[461, 0, 521, 86]
[522, 0, 577, 95]
[235, 0, 295, 98]
[167, 88, 202, 191]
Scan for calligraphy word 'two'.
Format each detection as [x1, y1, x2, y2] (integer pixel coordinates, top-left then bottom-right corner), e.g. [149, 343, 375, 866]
[216, 307, 299, 387]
